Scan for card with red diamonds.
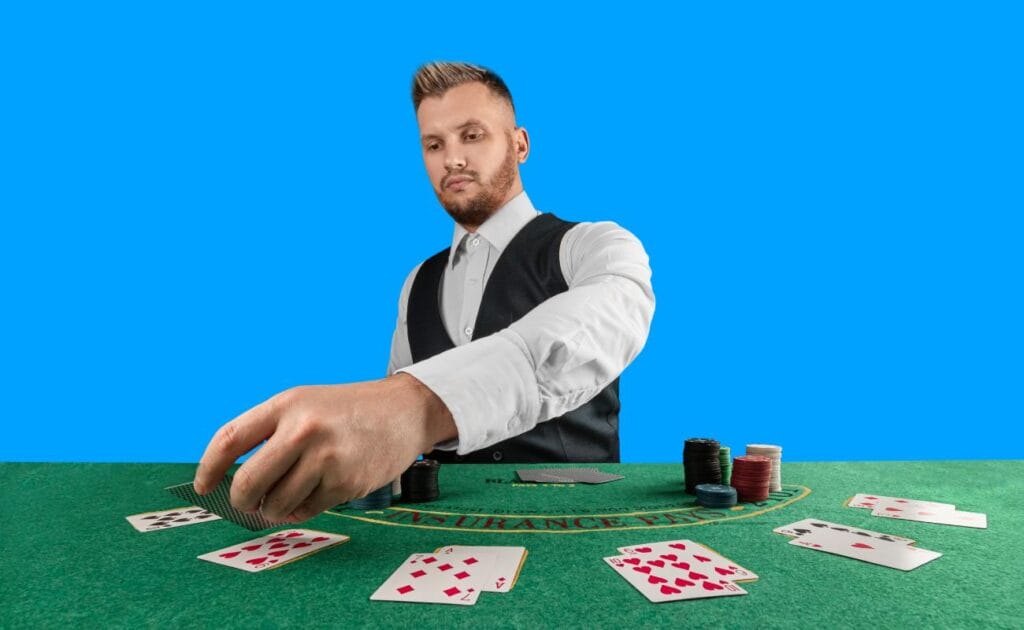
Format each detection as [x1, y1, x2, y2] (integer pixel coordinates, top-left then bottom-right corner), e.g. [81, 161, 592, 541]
[197, 529, 349, 573]
[371, 552, 488, 605]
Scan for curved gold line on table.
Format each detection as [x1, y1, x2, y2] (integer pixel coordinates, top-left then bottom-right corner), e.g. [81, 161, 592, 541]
[324, 484, 812, 534]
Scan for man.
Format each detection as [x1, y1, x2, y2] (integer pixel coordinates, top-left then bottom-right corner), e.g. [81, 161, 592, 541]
[194, 62, 654, 524]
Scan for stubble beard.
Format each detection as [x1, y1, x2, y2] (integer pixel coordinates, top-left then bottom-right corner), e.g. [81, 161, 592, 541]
[437, 136, 518, 229]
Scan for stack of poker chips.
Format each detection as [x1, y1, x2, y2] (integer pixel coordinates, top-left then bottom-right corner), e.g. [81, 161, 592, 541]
[745, 444, 782, 492]
[682, 438, 722, 494]
[348, 484, 393, 510]
[718, 446, 732, 485]
[730, 455, 772, 502]
[400, 459, 440, 503]
[695, 483, 738, 509]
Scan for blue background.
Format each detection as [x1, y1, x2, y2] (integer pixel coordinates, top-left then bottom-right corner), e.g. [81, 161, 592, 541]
[1, 3, 1021, 464]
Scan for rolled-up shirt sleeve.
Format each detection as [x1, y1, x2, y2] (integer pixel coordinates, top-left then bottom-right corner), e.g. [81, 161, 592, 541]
[395, 221, 655, 454]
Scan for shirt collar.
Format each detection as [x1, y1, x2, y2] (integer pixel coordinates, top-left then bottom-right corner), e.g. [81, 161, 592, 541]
[448, 191, 540, 267]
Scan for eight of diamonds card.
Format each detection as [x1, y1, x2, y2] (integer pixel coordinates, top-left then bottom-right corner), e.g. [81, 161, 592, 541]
[788, 528, 942, 571]
[198, 530, 349, 573]
[371, 552, 488, 606]
[618, 540, 758, 582]
[604, 555, 747, 603]
[126, 507, 221, 532]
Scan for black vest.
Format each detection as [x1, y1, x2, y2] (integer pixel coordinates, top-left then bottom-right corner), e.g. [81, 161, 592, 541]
[408, 213, 620, 464]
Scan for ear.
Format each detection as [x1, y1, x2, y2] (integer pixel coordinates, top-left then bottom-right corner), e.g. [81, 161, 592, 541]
[514, 126, 530, 163]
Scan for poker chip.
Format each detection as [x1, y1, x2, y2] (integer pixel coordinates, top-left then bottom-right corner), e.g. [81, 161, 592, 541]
[399, 458, 440, 503]
[745, 444, 782, 492]
[695, 483, 738, 509]
[730, 455, 771, 502]
[682, 438, 722, 494]
[718, 446, 732, 485]
[348, 484, 393, 511]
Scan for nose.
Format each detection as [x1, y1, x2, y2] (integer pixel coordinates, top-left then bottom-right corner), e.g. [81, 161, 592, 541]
[444, 149, 467, 172]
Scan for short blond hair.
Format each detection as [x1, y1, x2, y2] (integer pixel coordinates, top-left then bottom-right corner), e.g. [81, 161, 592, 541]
[411, 61, 515, 114]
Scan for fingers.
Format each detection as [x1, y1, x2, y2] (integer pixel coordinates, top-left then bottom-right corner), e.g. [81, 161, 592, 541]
[194, 396, 281, 495]
[287, 482, 343, 523]
[228, 430, 304, 513]
[259, 456, 322, 522]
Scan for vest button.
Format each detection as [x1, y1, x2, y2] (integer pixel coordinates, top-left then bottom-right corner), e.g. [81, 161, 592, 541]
[491, 451, 503, 462]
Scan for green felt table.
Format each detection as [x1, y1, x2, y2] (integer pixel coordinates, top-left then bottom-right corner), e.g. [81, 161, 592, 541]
[2, 461, 1022, 629]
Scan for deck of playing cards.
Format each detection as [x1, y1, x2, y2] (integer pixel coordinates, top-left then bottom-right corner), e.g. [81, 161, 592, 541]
[166, 476, 285, 531]
[775, 517, 942, 571]
[516, 468, 624, 484]
[847, 493, 988, 529]
[604, 539, 755, 603]
[371, 545, 527, 605]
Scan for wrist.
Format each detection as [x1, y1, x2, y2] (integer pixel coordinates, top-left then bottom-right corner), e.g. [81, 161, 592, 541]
[391, 372, 457, 451]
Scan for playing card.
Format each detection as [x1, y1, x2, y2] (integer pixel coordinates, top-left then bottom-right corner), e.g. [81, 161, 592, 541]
[371, 552, 487, 605]
[618, 540, 758, 582]
[125, 506, 221, 532]
[604, 555, 747, 603]
[198, 529, 349, 573]
[870, 501, 988, 529]
[788, 528, 942, 571]
[558, 469, 625, 484]
[516, 468, 624, 484]
[436, 545, 527, 593]
[516, 469, 577, 483]
[846, 494, 956, 512]
[773, 518, 915, 545]
[166, 476, 284, 531]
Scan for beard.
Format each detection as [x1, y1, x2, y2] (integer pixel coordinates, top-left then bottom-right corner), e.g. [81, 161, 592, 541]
[437, 135, 518, 229]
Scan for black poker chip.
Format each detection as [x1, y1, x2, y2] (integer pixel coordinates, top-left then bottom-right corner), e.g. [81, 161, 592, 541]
[399, 459, 440, 503]
[682, 438, 722, 494]
[348, 484, 393, 510]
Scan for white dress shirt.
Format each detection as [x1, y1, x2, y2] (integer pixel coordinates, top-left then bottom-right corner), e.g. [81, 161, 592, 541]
[387, 191, 655, 454]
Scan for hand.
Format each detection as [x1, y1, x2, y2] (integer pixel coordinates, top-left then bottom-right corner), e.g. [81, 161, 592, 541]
[193, 373, 456, 523]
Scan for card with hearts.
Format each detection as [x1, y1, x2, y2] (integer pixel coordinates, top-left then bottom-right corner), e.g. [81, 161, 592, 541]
[617, 540, 758, 582]
[198, 529, 349, 573]
[788, 528, 942, 571]
[846, 494, 956, 512]
[773, 518, 915, 545]
[870, 501, 987, 529]
[604, 555, 747, 603]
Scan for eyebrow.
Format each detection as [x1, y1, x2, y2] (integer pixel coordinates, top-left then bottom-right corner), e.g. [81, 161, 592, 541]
[421, 119, 490, 142]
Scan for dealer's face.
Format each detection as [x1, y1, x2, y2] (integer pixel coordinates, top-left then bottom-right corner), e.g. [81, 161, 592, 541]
[417, 82, 529, 230]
